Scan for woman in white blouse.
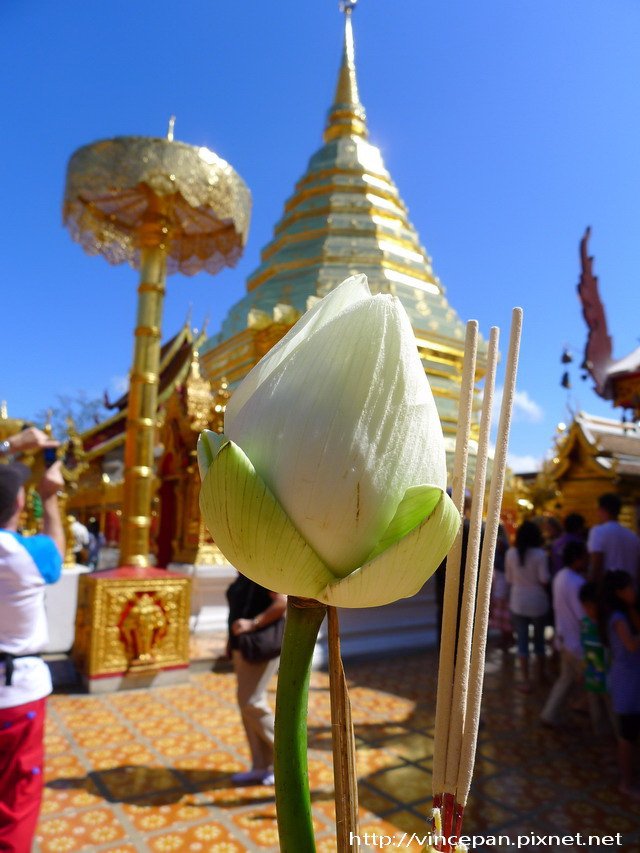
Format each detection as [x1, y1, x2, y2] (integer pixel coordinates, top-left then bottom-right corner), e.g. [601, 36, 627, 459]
[505, 520, 550, 693]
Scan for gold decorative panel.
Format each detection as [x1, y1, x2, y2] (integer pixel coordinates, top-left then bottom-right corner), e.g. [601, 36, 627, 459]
[73, 568, 191, 680]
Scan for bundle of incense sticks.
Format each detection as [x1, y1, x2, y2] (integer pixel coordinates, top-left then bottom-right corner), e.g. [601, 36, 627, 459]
[430, 309, 523, 853]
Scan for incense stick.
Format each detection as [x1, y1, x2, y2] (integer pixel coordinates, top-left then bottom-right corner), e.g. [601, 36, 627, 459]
[443, 326, 500, 792]
[456, 307, 522, 806]
[432, 320, 478, 798]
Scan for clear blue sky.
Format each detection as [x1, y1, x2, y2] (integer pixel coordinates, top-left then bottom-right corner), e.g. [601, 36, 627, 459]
[2, 1, 639, 472]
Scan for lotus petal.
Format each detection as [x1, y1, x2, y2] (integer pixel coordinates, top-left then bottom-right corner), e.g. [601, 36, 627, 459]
[199, 437, 336, 598]
[318, 490, 459, 608]
[365, 484, 443, 563]
[197, 430, 228, 480]
[225, 275, 371, 428]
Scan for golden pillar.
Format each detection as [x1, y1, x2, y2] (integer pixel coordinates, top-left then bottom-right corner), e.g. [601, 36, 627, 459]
[121, 220, 168, 566]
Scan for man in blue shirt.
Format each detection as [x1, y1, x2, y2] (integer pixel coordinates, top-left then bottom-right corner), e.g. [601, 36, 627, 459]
[0, 457, 64, 852]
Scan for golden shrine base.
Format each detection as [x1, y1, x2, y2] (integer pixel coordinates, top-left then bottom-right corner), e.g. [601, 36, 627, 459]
[72, 567, 191, 694]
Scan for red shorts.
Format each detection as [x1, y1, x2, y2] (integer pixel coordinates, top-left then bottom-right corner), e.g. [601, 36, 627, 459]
[0, 697, 46, 853]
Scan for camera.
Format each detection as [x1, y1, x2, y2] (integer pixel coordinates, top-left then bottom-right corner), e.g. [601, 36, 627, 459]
[43, 447, 58, 468]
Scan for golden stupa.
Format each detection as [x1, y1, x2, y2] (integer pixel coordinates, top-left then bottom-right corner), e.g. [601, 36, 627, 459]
[200, 3, 485, 466]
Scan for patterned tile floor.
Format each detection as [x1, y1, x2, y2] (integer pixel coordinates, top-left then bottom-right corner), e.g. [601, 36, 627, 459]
[35, 644, 639, 852]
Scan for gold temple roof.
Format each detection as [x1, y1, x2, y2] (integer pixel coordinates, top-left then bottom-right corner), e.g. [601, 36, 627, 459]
[547, 412, 640, 482]
[82, 322, 207, 460]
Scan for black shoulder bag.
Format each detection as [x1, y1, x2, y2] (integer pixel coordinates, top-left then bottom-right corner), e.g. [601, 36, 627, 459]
[237, 583, 285, 664]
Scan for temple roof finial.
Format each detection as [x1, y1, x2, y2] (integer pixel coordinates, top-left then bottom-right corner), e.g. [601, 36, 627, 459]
[324, 0, 367, 142]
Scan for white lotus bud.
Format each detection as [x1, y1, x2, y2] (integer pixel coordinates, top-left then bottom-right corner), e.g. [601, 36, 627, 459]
[199, 274, 458, 607]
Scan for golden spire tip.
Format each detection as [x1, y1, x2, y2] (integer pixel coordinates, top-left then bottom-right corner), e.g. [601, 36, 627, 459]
[167, 115, 176, 142]
[324, 0, 367, 142]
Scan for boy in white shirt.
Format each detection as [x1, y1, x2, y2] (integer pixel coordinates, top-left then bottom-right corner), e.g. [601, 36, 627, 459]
[540, 540, 588, 727]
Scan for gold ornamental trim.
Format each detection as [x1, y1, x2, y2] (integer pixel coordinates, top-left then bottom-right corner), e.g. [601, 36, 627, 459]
[125, 555, 150, 569]
[261, 224, 429, 265]
[129, 371, 159, 385]
[282, 179, 403, 214]
[295, 164, 395, 192]
[324, 115, 368, 142]
[128, 466, 153, 477]
[128, 515, 152, 528]
[125, 417, 155, 429]
[138, 282, 166, 295]
[273, 201, 405, 239]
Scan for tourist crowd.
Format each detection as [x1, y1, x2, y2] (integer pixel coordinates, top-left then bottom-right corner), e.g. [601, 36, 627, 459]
[492, 493, 640, 800]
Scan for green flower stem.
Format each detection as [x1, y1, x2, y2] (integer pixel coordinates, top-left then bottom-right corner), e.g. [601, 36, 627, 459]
[275, 596, 327, 852]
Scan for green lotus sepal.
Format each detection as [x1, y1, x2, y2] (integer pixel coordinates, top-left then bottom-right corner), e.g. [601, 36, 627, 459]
[198, 432, 459, 608]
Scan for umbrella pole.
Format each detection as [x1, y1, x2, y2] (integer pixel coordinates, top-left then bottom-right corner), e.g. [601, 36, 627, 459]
[120, 224, 167, 567]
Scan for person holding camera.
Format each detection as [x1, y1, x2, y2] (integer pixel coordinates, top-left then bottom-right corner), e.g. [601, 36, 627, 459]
[0, 455, 65, 851]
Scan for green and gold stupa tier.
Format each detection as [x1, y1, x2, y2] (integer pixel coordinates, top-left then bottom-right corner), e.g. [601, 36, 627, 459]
[200, 3, 485, 456]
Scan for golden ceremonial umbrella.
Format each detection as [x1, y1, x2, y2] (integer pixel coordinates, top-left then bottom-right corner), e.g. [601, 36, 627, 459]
[63, 128, 251, 567]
